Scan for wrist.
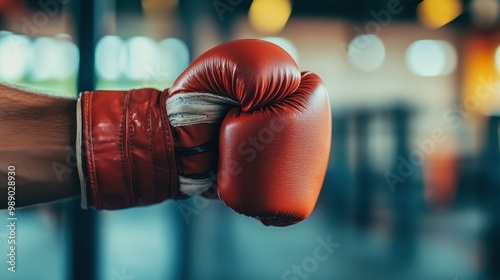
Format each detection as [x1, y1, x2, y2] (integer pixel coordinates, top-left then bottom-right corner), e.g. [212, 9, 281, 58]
[77, 89, 179, 210]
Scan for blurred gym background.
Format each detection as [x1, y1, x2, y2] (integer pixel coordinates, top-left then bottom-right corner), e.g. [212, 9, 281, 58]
[0, 0, 499, 279]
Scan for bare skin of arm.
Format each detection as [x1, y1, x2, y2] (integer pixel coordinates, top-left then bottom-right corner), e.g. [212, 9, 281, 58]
[0, 84, 81, 209]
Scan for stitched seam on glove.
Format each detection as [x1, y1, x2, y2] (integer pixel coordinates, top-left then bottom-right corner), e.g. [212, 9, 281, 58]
[118, 91, 131, 207]
[127, 90, 138, 207]
[86, 91, 102, 209]
[146, 94, 160, 202]
[160, 90, 178, 199]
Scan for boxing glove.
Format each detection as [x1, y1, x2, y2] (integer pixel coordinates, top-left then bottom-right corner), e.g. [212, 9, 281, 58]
[168, 39, 331, 226]
[77, 39, 331, 226]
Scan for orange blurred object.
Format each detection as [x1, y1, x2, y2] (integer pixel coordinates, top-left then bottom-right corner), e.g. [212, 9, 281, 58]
[462, 31, 500, 117]
[424, 152, 458, 209]
[0, 0, 27, 13]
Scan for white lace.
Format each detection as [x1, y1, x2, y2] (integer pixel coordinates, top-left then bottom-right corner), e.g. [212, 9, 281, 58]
[167, 92, 237, 195]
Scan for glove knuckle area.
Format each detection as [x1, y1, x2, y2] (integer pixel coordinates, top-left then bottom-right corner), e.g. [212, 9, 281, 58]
[169, 39, 301, 110]
[217, 74, 331, 226]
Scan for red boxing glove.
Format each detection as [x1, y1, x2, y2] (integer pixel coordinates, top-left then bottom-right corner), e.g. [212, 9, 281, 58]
[77, 39, 331, 226]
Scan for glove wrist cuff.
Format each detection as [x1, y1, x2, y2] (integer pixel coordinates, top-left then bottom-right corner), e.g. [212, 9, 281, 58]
[78, 88, 178, 209]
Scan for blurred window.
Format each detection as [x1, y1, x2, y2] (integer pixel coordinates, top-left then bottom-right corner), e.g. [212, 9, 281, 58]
[156, 38, 190, 86]
[405, 40, 457, 77]
[348, 34, 386, 72]
[31, 36, 79, 81]
[0, 31, 78, 97]
[0, 32, 31, 80]
[95, 35, 126, 81]
[95, 36, 189, 90]
[125, 36, 160, 81]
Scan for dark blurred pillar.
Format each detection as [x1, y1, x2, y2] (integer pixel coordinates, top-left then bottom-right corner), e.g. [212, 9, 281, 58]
[323, 114, 352, 225]
[175, 199, 191, 280]
[211, 0, 250, 42]
[176, 2, 239, 279]
[178, 0, 196, 59]
[68, 0, 110, 279]
[352, 110, 373, 229]
[176, 3, 196, 279]
[388, 105, 419, 264]
[178, 0, 217, 58]
[179, 0, 243, 56]
[483, 115, 500, 280]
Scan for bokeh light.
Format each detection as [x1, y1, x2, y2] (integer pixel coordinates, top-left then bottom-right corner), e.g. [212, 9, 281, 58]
[406, 40, 457, 77]
[125, 36, 160, 81]
[417, 0, 463, 29]
[157, 38, 189, 85]
[95, 35, 126, 80]
[0, 33, 31, 80]
[248, 0, 292, 35]
[53, 34, 79, 80]
[348, 34, 386, 72]
[29, 36, 78, 81]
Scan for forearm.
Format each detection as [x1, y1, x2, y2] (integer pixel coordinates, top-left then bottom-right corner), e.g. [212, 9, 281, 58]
[0, 84, 80, 209]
